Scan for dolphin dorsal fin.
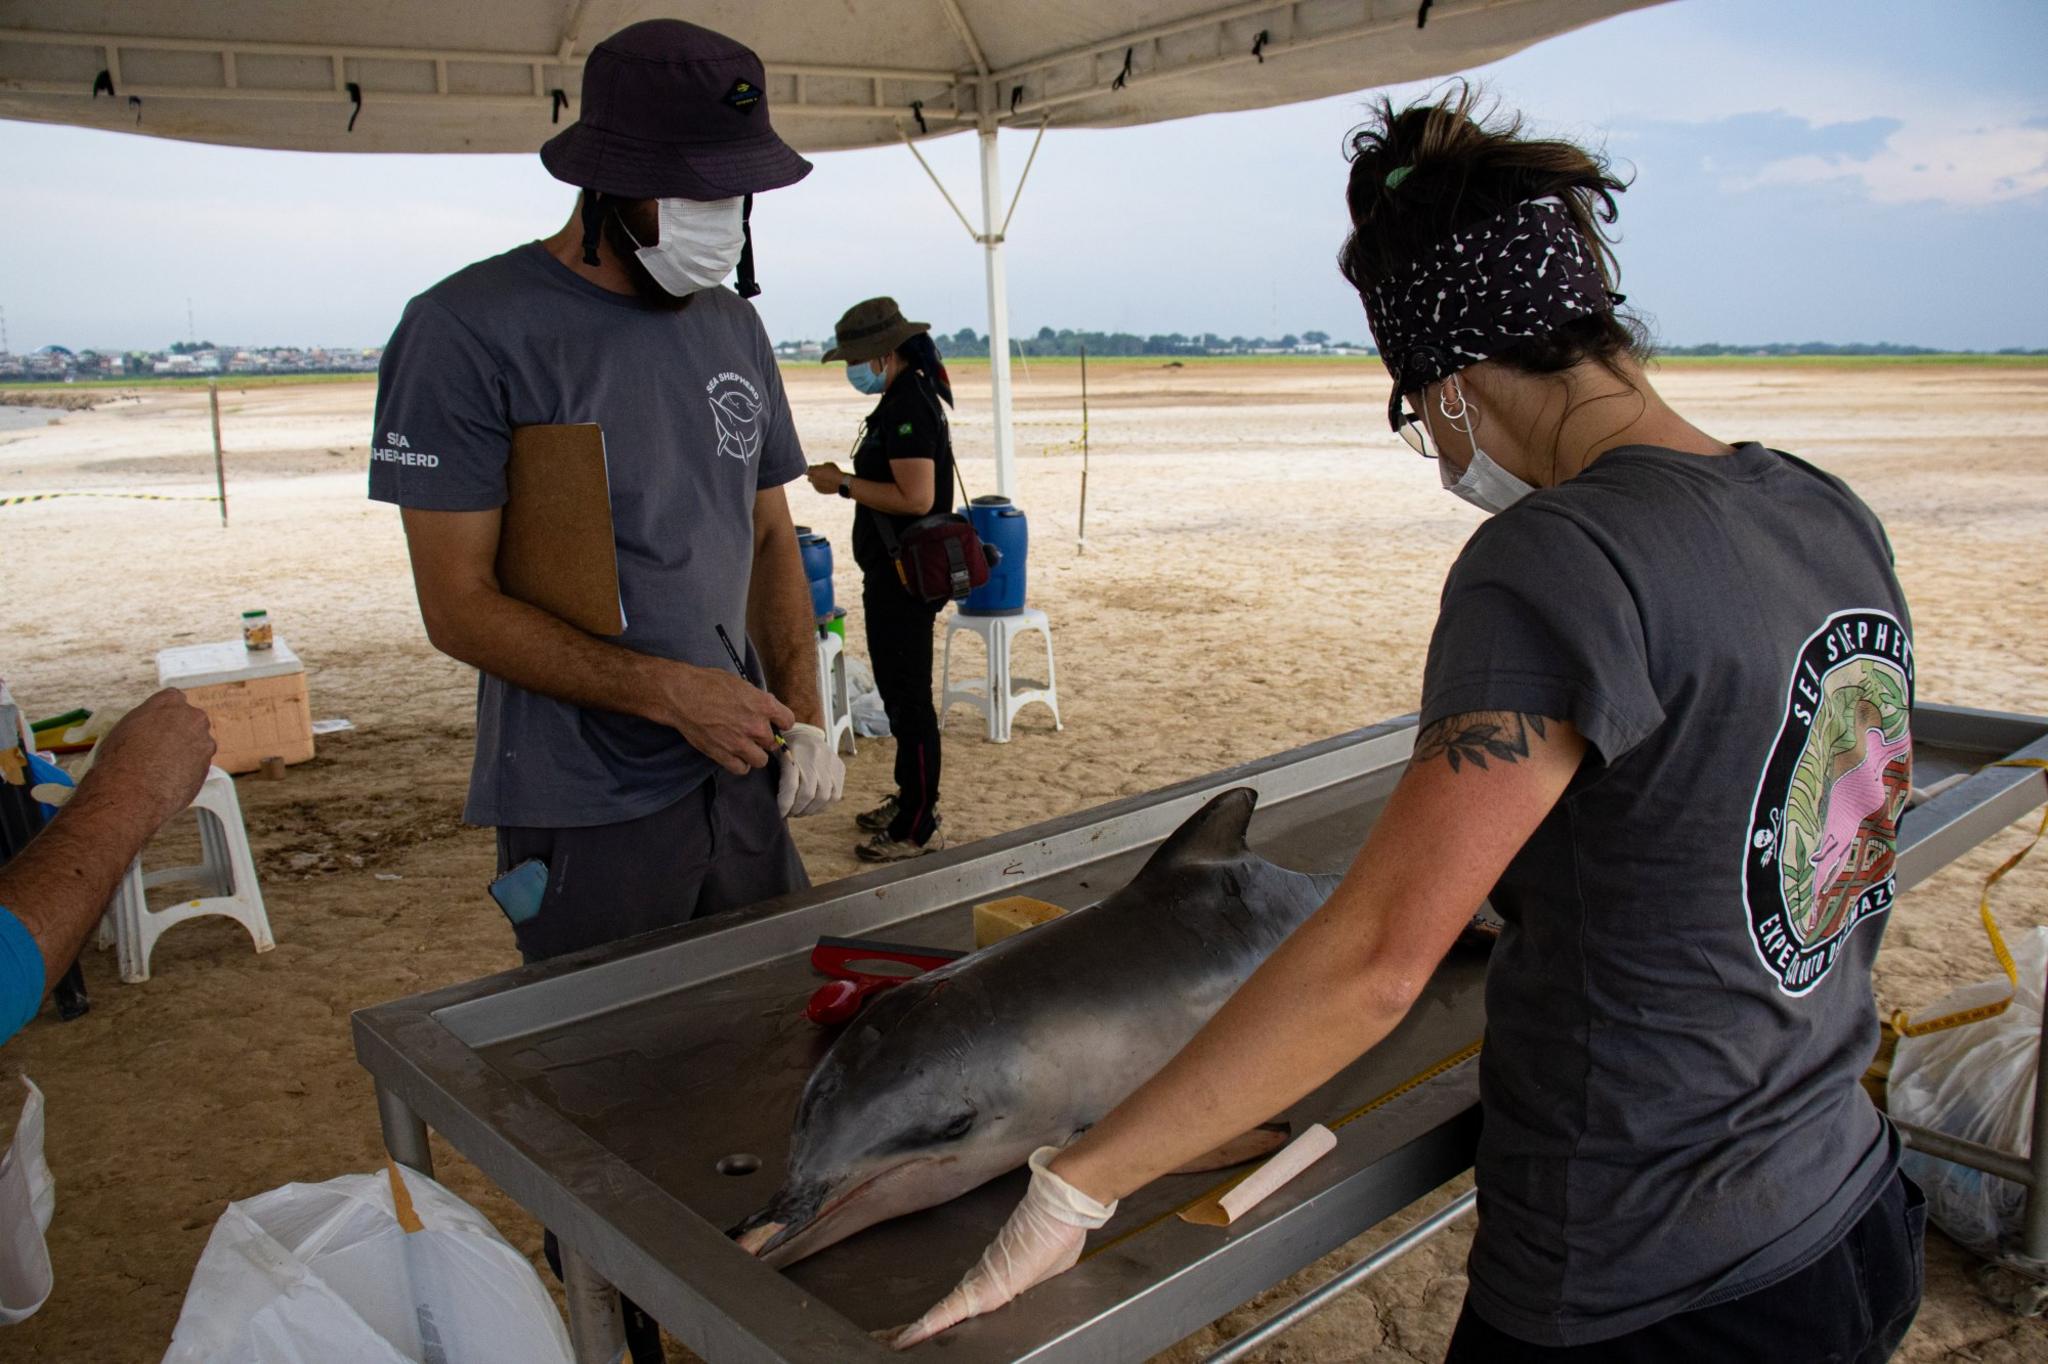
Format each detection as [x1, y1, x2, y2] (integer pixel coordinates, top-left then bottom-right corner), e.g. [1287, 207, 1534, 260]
[1143, 788, 1257, 873]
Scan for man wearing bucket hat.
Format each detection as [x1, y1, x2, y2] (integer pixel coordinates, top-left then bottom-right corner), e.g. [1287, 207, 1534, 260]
[806, 298, 959, 861]
[370, 21, 840, 959]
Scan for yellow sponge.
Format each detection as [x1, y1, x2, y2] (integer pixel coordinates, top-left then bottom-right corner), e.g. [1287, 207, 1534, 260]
[973, 896, 1067, 949]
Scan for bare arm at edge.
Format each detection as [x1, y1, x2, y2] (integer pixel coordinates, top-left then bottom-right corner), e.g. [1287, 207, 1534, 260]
[0, 689, 214, 995]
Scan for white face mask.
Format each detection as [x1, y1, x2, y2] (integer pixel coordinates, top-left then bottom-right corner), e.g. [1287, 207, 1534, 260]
[1431, 387, 1534, 516]
[619, 197, 745, 296]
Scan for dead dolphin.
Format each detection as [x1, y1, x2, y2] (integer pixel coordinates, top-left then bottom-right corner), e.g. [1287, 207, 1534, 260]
[732, 787, 1340, 1266]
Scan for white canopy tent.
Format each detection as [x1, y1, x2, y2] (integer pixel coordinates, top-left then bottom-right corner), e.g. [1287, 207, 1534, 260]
[0, 0, 1659, 493]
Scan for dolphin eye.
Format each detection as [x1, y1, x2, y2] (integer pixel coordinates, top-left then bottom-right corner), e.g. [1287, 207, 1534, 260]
[939, 1112, 975, 1141]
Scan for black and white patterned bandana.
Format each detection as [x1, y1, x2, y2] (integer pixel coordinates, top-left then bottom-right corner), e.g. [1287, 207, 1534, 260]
[1363, 196, 1616, 430]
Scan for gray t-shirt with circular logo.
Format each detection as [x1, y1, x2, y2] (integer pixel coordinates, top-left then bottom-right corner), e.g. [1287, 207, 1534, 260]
[368, 243, 805, 828]
[1420, 442, 1911, 1346]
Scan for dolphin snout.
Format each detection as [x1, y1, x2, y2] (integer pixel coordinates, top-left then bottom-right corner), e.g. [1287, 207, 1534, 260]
[732, 1220, 785, 1257]
[730, 1181, 825, 1261]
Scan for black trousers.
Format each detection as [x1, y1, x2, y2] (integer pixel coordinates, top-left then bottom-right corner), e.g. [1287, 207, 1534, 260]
[495, 763, 809, 962]
[496, 765, 809, 1364]
[1445, 1170, 1927, 1364]
[862, 573, 944, 843]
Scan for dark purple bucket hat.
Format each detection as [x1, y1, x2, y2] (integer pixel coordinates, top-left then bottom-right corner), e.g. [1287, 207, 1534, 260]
[541, 19, 811, 201]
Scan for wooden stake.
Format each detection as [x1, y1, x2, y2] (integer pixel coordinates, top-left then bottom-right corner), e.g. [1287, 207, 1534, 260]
[1076, 344, 1090, 553]
[209, 381, 227, 527]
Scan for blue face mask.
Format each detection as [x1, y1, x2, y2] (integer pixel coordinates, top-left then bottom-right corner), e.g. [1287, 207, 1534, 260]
[845, 361, 886, 396]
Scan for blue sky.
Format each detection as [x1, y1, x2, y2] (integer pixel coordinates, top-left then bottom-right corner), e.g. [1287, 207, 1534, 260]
[2, 0, 2043, 352]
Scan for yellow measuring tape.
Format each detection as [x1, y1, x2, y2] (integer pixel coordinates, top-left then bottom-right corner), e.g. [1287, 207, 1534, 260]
[0, 490, 220, 507]
[1889, 759, 2048, 1038]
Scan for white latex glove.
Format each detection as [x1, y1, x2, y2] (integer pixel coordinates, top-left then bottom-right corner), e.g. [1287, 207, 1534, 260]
[777, 722, 845, 818]
[893, 1147, 1117, 1349]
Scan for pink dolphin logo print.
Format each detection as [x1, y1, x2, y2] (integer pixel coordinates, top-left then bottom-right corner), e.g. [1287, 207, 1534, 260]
[1809, 726, 1912, 896]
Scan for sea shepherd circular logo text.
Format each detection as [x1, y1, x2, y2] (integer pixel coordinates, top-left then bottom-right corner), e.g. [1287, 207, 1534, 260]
[1745, 609, 1914, 996]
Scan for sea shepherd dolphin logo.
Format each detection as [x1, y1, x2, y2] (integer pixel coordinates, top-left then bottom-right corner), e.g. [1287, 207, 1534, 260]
[706, 372, 764, 463]
[1743, 608, 1914, 996]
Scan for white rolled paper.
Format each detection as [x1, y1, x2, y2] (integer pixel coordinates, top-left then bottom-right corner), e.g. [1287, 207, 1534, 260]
[1215, 1122, 1338, 1224]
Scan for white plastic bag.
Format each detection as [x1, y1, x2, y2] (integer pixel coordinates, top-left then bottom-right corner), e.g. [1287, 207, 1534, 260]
[165, 1163, 572, 1364]
[0, 1075, 55, 1324]
[1890, 925, 2048, 1263]
[845, 656, 892, 738]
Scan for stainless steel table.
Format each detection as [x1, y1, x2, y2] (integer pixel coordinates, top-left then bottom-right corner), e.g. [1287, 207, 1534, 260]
[353, 703, 2048, 1362]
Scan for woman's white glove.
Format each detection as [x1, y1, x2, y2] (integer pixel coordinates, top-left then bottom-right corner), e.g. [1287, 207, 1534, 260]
[777, 722, 845, 817]
[893, 1147, 1117, 1349]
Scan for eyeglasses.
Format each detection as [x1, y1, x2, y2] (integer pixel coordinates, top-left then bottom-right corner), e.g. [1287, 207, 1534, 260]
[1386, 343, 1444, 460]
[1395, 406, 1437, 460]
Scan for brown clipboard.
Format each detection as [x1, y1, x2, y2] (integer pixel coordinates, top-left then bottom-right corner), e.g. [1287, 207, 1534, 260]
[496, 422, 626, 636]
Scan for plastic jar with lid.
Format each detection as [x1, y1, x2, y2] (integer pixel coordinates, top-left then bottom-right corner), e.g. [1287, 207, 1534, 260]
[241, 609, 274, 651]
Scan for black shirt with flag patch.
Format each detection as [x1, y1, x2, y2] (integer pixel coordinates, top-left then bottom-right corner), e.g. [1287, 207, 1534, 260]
[849, 369, 955, 576]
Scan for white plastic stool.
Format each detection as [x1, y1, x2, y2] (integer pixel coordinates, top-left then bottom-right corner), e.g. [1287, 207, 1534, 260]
[97, 765, 274, 983]
[939, 606, 1063, 743]
[815, 630, 856, 757]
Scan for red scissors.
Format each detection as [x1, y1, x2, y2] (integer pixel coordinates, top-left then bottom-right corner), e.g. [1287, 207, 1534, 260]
[804, 936, 965, 1025]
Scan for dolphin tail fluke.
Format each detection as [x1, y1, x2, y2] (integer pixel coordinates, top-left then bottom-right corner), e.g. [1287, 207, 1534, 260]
[1146, 787, 1258, 870]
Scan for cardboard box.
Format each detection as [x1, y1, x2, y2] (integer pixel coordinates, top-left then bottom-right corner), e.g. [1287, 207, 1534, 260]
[158, 638, 315, 774]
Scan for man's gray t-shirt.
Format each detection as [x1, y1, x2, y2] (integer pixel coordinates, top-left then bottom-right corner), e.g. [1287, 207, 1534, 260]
[368, 244, 806, 828]
[1420, 443, 1912, 1345]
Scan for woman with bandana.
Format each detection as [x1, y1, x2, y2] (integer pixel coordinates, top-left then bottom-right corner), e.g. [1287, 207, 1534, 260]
[896, 88, 1923, 1361]
[806, 299, 959, 862]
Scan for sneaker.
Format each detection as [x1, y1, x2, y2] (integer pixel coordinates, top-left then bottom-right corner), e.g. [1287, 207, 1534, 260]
[855, 819, 948, 864]
[854, 794, 899, 833]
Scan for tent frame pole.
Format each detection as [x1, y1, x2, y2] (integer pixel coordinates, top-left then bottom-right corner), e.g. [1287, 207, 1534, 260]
[978, 115, 1018, 500]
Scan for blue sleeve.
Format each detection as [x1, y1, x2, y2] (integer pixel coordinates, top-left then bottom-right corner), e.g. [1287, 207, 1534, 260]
[0, 907, 44, 1046]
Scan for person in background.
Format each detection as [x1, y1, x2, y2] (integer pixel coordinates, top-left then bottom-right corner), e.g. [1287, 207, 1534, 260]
[0, 690, 214, 1047]
[806, 299, 958, 862]
[897, 87, 1923, 1363]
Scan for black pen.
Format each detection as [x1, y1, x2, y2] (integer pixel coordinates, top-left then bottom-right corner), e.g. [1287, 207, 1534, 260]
[714, 624, 789, 751]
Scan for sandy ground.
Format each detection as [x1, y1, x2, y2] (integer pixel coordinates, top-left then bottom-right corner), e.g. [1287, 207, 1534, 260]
[1, 359, 2045, 1362]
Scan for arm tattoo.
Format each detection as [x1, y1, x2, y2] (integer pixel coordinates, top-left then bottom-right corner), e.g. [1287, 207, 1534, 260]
[1413, 711, 1549, 774]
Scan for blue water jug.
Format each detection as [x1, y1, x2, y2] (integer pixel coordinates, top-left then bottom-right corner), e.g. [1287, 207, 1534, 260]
[796, 527, 835, 621]
[961, 496, 1027, 615]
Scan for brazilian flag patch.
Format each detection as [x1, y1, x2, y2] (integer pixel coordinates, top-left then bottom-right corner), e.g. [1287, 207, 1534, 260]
[898, 422, 915, 436]
[724, 78, 761, 112]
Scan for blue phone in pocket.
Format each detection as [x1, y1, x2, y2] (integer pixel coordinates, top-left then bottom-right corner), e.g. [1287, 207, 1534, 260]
[488, 858, 548, 926]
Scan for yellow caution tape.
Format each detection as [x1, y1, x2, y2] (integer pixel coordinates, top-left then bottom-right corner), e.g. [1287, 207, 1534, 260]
[1889, 759, 2048, 1038]
[0, 490, 219, 507]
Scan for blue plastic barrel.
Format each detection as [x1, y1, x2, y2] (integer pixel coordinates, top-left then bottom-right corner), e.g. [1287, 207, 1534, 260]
[796, 527, 835, 621]
[961, 496, 1028, 615]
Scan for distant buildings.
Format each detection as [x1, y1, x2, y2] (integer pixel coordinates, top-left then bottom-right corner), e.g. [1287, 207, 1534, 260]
[0, 343, 384, 382]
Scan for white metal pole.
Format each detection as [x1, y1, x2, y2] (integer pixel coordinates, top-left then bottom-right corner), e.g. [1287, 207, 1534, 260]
[978, 118, 1018, 500]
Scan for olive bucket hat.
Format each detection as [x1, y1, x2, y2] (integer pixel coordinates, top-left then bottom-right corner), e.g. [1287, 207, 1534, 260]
[823, 298, 931, 364]
[541, 19, 811, 200]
